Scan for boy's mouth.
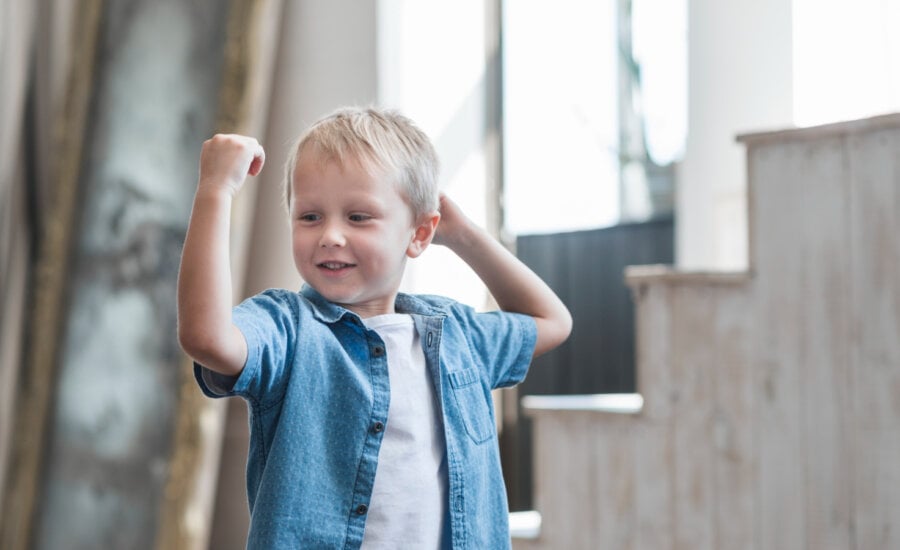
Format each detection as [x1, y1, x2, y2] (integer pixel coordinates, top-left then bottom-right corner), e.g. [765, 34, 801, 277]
[318, 261, 356, 271]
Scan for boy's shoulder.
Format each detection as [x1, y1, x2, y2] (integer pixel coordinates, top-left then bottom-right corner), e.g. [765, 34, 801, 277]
[238, 287, 320, 323]
[396, 292, 493, 321]
[397, 292, 458, 311]
[397, 292, 525, 324]
[242, 287, 305, 309]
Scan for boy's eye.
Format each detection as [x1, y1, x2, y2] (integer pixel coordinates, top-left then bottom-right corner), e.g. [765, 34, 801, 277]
[348, 214, 372, 222]
[298, 213, 320, 222]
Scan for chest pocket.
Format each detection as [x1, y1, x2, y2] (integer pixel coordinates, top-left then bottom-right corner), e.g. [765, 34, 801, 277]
[449, 368, 494, 444]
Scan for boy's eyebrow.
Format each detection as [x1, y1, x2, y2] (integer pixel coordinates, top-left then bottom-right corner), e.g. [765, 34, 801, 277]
[290, 196, 389, 212]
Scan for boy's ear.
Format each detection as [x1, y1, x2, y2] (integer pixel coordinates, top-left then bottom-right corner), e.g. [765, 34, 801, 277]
[407, 211, 441, 258]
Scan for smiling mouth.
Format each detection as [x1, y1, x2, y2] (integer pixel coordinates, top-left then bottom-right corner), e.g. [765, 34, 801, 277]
[318, 262, 356, 271]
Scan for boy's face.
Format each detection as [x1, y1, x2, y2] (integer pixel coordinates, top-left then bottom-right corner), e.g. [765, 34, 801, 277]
[289, 150, 433, 317]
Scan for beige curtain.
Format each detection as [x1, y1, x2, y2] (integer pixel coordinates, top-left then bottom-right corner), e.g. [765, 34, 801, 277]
[0, 0, 118, 524]
[0, 0, 37, 515]
[1, 1, 284, 546]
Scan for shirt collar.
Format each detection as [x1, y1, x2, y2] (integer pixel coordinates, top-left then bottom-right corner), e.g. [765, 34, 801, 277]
[300, 284, 446, 324]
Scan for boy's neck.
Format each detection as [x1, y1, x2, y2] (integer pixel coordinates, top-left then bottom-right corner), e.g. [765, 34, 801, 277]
[334, 294, 399, 319]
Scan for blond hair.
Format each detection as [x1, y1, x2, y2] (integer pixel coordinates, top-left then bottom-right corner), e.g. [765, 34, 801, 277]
[283, 106, 440, 218]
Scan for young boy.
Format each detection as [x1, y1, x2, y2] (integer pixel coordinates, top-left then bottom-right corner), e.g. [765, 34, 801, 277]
[177, 107, 571, 549]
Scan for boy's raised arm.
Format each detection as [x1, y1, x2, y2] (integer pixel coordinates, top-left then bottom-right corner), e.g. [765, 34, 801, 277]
[177, 134, 265, 376]
[433, 194, 572, 357]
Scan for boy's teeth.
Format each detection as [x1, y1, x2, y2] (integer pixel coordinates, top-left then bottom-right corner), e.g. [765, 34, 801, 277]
[322, 262, 349, 269]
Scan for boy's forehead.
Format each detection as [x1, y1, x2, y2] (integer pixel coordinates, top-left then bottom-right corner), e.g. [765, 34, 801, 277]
[295, 145, 381, 179]
[291, 153, 414, 211]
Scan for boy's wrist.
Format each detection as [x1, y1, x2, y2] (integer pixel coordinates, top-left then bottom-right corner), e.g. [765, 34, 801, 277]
[194, 183, 236, 204]
[442, 221, 491, 254]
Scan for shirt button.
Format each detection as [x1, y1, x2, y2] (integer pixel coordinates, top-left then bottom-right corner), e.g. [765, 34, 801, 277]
[373, 421, 385, 433]
[372, 346, 385, 357]
[356, 504, 368, 515]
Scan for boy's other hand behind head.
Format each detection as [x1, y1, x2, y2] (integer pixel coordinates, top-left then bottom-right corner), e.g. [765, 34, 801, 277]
[432, 193, 477, 249]
[198, 134, 266, 197]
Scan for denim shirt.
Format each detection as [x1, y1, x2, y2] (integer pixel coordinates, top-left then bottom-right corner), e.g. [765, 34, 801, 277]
[195, 285, 537, 549]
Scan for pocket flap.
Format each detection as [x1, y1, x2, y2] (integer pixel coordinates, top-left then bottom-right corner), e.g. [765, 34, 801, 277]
[449, 367, 480, 388]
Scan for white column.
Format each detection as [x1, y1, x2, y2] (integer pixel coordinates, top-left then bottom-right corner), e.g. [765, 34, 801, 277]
[677, 0, 793, 270]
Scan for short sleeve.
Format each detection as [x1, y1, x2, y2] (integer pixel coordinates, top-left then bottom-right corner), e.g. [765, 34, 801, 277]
[193, 289, 299, 405]
[450, 305, 537, 389]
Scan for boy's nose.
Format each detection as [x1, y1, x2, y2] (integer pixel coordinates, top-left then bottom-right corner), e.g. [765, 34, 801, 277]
[319, 223, 346, 247]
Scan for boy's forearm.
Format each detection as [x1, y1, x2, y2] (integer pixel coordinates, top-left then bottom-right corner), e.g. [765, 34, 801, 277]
[445, 224, 572, 357]
[177, 188, 246, 374]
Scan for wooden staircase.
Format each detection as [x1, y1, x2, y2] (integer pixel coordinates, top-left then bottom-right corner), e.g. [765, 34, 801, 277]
[514, 113, 900, 549]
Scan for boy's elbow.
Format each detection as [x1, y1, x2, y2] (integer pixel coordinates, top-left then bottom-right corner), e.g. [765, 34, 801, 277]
[560, 308, 573, 340]
[178, 324, 213, 362]
[178, 322, 246, 376]
[552, 308, 573, 347]
[178, 326, 235, 374]
[532, 308, 572, 357]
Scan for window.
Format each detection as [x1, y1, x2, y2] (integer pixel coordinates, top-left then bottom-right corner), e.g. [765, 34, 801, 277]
[502, 0, 686, 235]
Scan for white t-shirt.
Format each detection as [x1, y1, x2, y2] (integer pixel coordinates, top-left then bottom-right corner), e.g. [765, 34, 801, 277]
[360, 314, 448, 549]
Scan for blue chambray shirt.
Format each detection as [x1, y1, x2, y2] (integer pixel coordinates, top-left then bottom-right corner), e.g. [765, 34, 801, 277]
[195, 285, 537, 549]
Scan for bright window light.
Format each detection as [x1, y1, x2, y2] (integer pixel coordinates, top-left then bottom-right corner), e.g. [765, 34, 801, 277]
[503, 0, 619, 235]
[502, 0, 686, 236]
[793, 0, 900, 127]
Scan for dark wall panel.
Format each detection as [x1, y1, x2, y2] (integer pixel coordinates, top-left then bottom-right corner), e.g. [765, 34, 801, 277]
[504, 216, 674, 510]
[517, 217, 674, 394]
